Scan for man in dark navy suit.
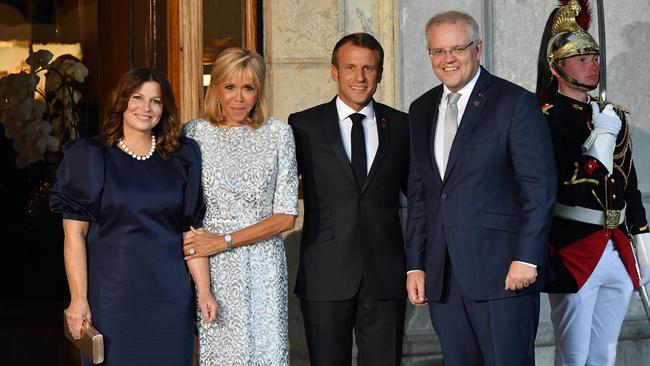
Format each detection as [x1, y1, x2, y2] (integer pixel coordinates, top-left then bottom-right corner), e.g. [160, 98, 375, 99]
[405, 11, 557, 366]
[289, 33, 409, 366]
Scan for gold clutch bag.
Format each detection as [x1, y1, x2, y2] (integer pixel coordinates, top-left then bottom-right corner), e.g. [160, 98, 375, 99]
[63, 312, 104, 364]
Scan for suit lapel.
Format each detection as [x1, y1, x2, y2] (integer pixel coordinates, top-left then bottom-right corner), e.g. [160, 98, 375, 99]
[321, 98, 358, 189]
[426, 88, 444, 183]
[361, 102, 390, 193]
[444, 68, 491, 181]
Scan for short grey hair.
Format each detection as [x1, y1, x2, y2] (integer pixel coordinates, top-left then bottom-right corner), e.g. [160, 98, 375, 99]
[425, 11, 480, 44]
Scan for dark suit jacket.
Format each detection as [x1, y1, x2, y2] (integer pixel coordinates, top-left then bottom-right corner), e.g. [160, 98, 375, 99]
[289, 98, 409, 301]
[406, 67, 557, 302]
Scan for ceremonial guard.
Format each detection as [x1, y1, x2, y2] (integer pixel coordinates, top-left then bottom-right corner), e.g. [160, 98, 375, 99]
[536, 1, 650, 365]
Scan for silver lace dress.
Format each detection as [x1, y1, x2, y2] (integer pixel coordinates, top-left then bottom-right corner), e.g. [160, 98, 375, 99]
[184, 117, 298, 365]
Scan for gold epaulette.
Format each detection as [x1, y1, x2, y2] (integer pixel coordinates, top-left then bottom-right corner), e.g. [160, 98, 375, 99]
[611, 102, 630, 114]
[541, 103, 554, 115]
[590, 96, 630, 114]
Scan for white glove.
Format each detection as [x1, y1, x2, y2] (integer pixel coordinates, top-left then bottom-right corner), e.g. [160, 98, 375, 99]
[641, 265, 650, 287]
[590, 101, 621, 135]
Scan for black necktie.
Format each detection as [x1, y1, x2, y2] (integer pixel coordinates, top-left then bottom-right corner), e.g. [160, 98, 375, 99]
[349, 113, 367, 187]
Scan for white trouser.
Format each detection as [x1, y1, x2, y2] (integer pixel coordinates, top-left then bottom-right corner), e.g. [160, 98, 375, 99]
[548, 239, 634, 366]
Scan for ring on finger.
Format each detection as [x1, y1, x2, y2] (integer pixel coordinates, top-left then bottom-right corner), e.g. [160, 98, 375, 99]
[188, 247, 196, 256]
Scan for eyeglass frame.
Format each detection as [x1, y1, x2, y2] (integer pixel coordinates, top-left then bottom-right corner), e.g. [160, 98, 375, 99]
[427, 41, 476, 58]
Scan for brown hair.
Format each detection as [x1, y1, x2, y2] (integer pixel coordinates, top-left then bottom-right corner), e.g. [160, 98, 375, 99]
[204, 47, 268, 129]
[100, 68, 180, 159]
[331, 33, 384, 73]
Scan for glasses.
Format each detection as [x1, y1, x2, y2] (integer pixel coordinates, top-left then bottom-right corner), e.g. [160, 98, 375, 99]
[428, 41, 475, 58]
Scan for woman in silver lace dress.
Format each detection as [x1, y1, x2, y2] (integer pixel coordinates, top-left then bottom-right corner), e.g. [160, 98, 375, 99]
[182, 47, 298, 365]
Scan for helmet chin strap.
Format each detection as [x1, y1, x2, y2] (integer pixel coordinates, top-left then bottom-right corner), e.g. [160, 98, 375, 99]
[552, 61, 598, 92]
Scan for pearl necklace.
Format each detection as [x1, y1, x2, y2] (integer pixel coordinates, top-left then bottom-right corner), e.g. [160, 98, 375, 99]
[118, 135, 156, 161]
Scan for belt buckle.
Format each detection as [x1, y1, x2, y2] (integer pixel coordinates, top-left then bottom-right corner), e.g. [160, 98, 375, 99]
[605, 210, 621, 229]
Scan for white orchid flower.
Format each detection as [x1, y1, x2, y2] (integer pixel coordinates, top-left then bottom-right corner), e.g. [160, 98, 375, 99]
[45, 70, 62, 92]
[26, 50, 53, 72]
[3, 115, 25, 139]
[13, 136, 43, 168]
[25, 118, 59, 154]
[2, 50, 87, 169]
[70, 62, 89, 82]
[73, 89, 81, 104]
[25, 118, 53, 141]
[31, 99, 47, 118]
[37, 134, 60, 153]
[14, 97, 34, 121]
[12, 71, 38, 100]
[0, 75, 16, 110]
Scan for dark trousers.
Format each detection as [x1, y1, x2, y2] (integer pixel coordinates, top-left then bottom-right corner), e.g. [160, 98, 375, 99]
[300, 278, 406, 366]
[429, 261, 540, 366]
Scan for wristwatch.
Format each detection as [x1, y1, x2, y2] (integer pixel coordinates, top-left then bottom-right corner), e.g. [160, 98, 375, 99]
[224, 233, 233, 251]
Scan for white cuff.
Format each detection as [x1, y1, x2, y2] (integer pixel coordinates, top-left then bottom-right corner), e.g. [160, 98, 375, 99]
[407, 270, 425, 275]
[514, 260, 537, 269]
[582, 128, 616, 174]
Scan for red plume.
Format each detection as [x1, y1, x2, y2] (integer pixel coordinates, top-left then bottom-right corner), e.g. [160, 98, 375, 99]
[558, 0, 592, 30]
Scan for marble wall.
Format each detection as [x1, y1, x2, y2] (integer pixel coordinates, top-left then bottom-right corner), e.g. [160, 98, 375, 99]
[265, 0, 650, 364]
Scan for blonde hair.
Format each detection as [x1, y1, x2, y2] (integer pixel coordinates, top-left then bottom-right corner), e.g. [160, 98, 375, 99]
[204, 47, 268, 129]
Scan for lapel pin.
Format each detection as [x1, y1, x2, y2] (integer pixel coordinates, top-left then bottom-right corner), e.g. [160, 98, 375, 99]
[473, 100, 481, 107]
[381, 117, 389, 128]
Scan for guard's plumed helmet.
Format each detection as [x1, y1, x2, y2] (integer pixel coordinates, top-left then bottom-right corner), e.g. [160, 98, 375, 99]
[547, 0, 600, 90]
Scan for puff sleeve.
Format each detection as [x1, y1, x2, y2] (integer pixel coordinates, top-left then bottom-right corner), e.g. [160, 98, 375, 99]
[49, 138, 105, 222]
[172, 137, 206, 230]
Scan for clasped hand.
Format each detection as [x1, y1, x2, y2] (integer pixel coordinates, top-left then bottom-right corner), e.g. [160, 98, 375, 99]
[590, 101, 621, 135]
[504, 261, 537, 291]
[65, 300, 92, 340]
[183, 227, 227, 259]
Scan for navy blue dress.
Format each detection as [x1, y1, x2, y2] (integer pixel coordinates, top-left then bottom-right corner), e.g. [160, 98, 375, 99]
[50, 137, 204, 366]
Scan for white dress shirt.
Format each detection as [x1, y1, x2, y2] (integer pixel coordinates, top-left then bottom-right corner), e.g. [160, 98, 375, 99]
[336, 97, 378, 172]
[434, 68, 481, 177]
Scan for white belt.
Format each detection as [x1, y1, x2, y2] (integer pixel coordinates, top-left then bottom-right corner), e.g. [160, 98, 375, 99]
[554, 203, 626, 229]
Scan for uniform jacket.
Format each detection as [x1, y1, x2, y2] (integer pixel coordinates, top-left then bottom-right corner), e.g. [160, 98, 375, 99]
[543, 91, 648, 293]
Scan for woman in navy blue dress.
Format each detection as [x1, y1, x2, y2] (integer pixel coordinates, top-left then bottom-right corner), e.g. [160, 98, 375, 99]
[50, 68, 215, 365]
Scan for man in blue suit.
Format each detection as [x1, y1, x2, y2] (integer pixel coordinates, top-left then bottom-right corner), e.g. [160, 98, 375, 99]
[405, 11, 557, 365]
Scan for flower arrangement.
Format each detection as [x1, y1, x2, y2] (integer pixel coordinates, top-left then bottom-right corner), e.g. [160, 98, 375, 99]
[0, 49, 88, 169]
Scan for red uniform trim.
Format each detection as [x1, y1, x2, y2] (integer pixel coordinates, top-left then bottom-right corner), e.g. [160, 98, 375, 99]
[556, 228, 640, 290]
[611, 229, 641, 289]
[557, 230, 608, 289]
[582, 158, 600, 175]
